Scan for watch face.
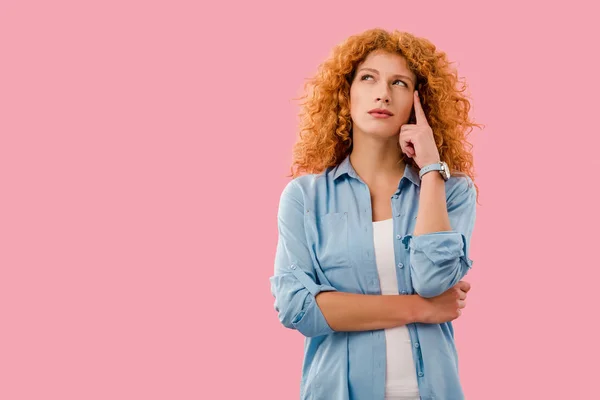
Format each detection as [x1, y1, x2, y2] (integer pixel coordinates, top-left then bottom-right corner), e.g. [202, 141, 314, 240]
[441, 162, 450, 180]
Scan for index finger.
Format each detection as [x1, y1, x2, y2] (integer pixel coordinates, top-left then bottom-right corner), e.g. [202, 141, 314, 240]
[413, 90, 428, 126]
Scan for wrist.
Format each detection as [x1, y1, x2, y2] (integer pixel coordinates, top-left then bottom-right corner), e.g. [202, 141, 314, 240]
[407, 295, 429, 324]
[420, 159, 441, 168]
[420, 169, 445, 182]
[419, 160, 450, 182]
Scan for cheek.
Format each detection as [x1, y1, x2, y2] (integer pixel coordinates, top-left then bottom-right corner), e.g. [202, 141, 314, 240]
[350, 89, 366, 114]
[396, 103, 413, 123]
[349, 93, 361, 119]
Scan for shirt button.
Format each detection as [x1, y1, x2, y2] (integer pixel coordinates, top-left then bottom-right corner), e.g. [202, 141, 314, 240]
[418, 372, 424, 377]
[414, 342, 420, 348]
[290, 265, 296, 270]
[396, 212, 401, 217]
[393, 195, 398, 199]
[396, 235, 401, 240]
[397, 262, 404, 268]
[401, 290, 407, 294]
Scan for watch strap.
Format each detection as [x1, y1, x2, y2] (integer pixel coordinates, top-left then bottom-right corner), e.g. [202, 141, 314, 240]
[419, 162, 443, 179]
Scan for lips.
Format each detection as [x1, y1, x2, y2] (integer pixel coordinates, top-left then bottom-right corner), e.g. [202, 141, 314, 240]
[369, 110, 393, 119]
[368, 108, 393, 116]
[370, 112, 391, 117]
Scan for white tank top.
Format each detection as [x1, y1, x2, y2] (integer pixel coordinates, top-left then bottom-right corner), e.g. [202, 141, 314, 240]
[372, 218, 420, 400]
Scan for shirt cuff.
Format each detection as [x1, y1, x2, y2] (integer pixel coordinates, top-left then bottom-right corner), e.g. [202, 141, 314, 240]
[291, 288, 337, 337]
[288, 263, 338, 337]
[403, 231, 473, 268]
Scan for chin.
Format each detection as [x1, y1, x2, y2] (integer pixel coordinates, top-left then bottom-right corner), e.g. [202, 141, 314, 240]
[363, 127, 400, 138]
[354, 119, 401, 137]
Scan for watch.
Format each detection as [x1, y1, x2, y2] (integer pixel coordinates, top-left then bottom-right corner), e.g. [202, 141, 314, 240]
[419, 161, 450, 181]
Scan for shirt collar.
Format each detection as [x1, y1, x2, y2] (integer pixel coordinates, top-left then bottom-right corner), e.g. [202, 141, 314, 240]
[332, 153, 421, 187]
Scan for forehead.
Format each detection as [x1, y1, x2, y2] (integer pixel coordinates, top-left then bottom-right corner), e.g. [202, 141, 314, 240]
[357, 50, 414, 78]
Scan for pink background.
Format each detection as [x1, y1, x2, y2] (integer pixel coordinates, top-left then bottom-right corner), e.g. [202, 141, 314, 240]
[1, 0, 599, 398]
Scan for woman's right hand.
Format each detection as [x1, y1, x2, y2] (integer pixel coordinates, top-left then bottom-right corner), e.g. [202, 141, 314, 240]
[416, 281, 471, 324]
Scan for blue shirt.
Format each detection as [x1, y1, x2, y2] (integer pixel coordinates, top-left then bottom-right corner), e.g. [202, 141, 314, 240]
[269, 154, 477, 400]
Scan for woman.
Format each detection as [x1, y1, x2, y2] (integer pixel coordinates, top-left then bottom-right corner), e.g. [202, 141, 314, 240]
[270, 28, 482, 400]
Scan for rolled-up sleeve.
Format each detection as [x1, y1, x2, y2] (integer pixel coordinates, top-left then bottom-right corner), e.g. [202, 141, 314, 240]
[402, 176, 477, 298]
[269, 180, 338, 337]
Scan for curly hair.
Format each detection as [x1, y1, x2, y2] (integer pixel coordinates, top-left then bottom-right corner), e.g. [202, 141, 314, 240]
[288, 28, 484, 201]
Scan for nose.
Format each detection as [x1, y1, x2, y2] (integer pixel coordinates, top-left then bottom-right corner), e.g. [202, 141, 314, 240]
[376, 84, 391, 104]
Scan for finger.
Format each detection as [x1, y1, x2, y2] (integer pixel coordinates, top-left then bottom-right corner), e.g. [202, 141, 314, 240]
[400, 137, 414, 154]
[400, 125, 418, 135]
[413, 90, 428, 126]
[458, 290, 467, 300]
[458, 300, 466, 309]
[457, 280, 471, 293]
[399, 132, 412, 155]
[403, 144, 415, 158]
[402, 146, 413, 158]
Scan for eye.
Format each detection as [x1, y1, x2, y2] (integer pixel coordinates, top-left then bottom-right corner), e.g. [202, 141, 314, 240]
[360, 74, 407, 87]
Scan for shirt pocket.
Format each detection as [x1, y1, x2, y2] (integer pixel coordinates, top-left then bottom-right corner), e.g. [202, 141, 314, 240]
[310, 212, 352, 270]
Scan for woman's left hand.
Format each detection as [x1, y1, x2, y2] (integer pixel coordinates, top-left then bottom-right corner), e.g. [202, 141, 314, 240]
[399, 90, 441, 169]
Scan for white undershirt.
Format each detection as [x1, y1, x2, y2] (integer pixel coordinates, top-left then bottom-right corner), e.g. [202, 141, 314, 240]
[372, 218, 420, 400]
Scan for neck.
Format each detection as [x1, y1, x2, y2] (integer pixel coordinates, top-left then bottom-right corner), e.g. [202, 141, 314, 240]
[349, 133, 406, 187]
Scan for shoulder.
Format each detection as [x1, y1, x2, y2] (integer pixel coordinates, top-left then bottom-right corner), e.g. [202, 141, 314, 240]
[279, 169, 337, 217]
[281, 169, 332, 196]
[279, 173, 322, 202]
[447, 172, 473, 190]
[445, 173, 475, 203]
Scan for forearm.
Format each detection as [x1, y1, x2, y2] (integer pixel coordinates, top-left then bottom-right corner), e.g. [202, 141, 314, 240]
[406, 175, 477, 298]
[315, 291, 422, 332]
[413, 171, 450, 236]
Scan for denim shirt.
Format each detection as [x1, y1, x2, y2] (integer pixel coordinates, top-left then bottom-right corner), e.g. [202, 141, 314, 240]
[269, 154, 477, 400]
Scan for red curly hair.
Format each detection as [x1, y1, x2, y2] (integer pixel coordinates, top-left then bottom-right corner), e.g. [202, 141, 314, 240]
[288, 28, 483, 201]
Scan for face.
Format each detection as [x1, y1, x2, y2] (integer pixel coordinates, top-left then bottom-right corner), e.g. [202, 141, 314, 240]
[349, 50, 417, 139]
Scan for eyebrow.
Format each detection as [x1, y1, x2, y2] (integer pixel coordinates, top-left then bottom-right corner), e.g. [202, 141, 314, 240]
[357, 68, 415, 84]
